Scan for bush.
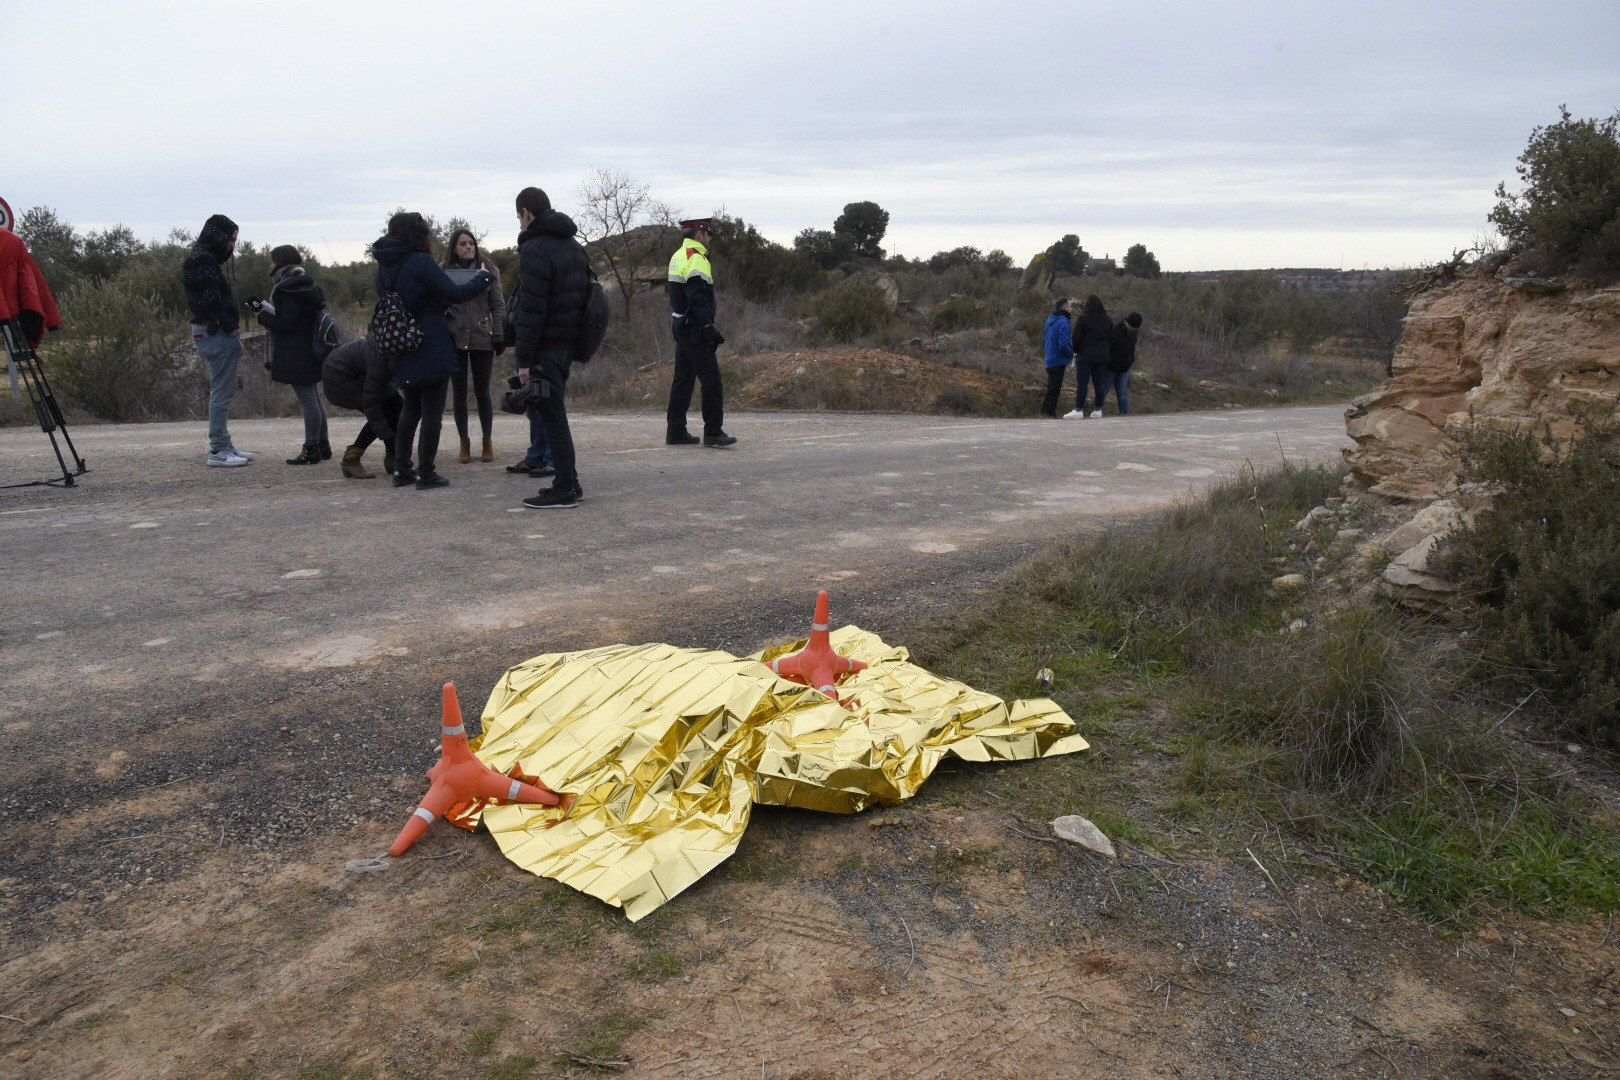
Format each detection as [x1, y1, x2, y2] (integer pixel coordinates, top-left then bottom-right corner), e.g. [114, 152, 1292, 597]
[49, 277, 199, 422]
[1438, 427, 1620, 743]
[1489, 106, 1620, 278]
[810, 280, 892, 343]
[929, 295, 996, 332]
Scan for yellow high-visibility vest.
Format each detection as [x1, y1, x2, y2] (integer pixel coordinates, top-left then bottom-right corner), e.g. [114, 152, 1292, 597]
[667, 239, 713, 286]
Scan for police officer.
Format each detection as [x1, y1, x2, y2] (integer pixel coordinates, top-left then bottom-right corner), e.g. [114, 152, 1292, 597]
[665, 218, 736, 447]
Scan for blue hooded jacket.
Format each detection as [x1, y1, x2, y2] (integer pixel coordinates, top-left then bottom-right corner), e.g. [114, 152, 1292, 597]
[1043, 312, 1074, 368]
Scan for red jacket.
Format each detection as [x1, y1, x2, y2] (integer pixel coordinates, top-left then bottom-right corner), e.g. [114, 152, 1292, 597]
[0, 229, 63, 346]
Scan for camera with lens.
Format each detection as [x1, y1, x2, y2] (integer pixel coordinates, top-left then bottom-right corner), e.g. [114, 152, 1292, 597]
[500, 373, 531, 415]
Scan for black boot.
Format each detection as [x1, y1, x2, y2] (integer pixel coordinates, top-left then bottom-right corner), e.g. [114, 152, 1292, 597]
[393, 463, 418, 487]
[286, 445, 320, 465]
[318, 439, 333, 461]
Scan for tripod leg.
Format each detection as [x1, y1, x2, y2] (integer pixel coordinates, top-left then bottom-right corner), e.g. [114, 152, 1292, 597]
[26, 349, 86, 474]
[3, 320, 81, 486]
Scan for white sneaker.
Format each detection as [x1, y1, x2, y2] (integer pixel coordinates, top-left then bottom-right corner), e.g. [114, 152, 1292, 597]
[207, 450, 251, 468]
[1085, 411, 1098, 419]
[1062, 409, 1084, 419]
[229, 446, 257, 460]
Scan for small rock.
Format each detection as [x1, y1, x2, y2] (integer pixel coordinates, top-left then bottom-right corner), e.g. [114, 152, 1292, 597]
[1036, 667, 1054, 692]
[1559, 1006, 1578, 1018]
[1335, 527, 1364, 541]
[1272, 573, 1308, 592]
[1051, 815, 1116, 858]
[1287, 618, 1309, 634]
[1294, 506, 1336, 532]
[1566, 744, 1581, 754]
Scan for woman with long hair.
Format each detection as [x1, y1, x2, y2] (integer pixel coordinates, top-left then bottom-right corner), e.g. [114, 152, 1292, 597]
[370, 211, 492, 489]
[1067, 294, 1115, 419]
[443, 228, 506, 463]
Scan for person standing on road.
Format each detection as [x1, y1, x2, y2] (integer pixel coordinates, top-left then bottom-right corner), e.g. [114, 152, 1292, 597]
[253, 246, 330, 465]
[182, 213, 253, 467]
[321, 337, 402, 479]
[371, 212, 493, 490]
[1040, 297, 1074, 418]
[444, 228, 506, 465]
[1107, 312, 1143, 417]
[1066, 294, 1114, 419]
[665, 218, 735, 448]
[511, 186, 592, 510]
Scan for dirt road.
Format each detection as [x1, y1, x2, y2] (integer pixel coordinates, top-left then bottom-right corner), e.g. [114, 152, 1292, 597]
[6, 406, 1609, 1079]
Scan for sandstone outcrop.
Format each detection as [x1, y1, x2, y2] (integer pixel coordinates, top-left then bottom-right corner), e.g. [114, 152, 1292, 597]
[1344, 275, 1620, 500]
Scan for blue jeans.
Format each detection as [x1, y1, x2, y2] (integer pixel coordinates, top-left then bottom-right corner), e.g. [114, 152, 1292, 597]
[291, 382, 329, 447]
[1112, 371, 1131, 415]
[525, 406, 552, 468]
[195, 330, 241, 453]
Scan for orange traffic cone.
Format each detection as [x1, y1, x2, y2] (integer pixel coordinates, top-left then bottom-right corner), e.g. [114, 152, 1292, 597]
[767, 590, 868, 701]
[389, 682, 566, 858]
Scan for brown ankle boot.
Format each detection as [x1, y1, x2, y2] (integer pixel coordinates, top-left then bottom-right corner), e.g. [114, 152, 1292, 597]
[458, 435, 472, 464]
[340, 445, 375, 479]
[480, 435, 495, 462]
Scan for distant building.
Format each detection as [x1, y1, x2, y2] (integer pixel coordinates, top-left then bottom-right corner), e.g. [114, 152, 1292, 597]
[1084, 254, 1117, 276]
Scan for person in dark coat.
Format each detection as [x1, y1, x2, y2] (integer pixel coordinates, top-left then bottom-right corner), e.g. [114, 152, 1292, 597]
[510, 186, 592, 510]
[321, 338, 402, 479]
[1107, 312, 1143, 416]
[254, 245, 330, 464]
[370, 211, 492, 490]
[182, 213, 252, 466]
[1067, 294, 1114, 418]
[1040, 297, 1074, 418]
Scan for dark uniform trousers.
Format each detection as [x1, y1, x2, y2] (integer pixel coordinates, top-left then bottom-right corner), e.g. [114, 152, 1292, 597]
[667, 328, 724, 437]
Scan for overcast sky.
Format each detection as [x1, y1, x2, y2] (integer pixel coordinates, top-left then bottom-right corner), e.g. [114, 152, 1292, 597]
[9, 1, 1619, 270]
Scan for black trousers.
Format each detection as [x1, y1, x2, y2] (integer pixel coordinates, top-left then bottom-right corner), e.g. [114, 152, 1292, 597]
[667, 332, 724, 436]
[451, 348, 495, 440]
[395, 377, 449, 474]
[1041, 365, 1068, 417]
[351, 394, 403, 453]
[531, 354, 578, 492]
[1082, 363, 1112, 413]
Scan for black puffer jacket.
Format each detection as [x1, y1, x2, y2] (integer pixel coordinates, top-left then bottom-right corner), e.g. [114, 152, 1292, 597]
[322, 338, 399, 444]
[181, 214, 239, 334]
[371, 237, 490, 387]
[1075, 306, 1114, 367]
[512, 210, 591, 369]
[258, 266, 326, 385]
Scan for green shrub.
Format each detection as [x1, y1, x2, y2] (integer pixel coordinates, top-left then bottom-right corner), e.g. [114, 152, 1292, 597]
[1489, 106, 1620, 277]
[929, 295, 996, 332]
[1438, 428, 1620, 743]
[811, 280, 891, 343]
[50, 277, 198, 421]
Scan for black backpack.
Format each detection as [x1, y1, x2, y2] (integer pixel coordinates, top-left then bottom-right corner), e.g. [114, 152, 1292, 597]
[312, 306, 342, 362]
[368, 267, 423, 362]
[573, 263, 610, 365]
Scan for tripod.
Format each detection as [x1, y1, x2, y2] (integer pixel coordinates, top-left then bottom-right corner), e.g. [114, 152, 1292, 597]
[2, 318, 87, 488]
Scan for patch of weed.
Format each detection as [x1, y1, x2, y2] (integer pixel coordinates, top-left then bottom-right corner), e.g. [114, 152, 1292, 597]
[483, 1054, 539, 1080]
[628, 949, 684, 982]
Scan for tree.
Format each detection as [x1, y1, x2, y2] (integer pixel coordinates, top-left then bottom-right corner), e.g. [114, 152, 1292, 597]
[577, 170, 674, 316]
[927, 246, 983, 273]
[1045, 234, 1089, 275]
[832, 201, 890, 260]
[709, 213, 820, 301]
[985, 249, 1014, 275]
[794, 228, 851, 270]
[18, 206, 83, 293]
[1489, 105, 1620, 275]
[80, 225, 146, 283]
[1122, 243, 1162, 279]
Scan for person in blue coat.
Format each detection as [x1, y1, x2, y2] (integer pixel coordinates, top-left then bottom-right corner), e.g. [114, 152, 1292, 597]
[370, 212, 492, 489]
[1040, 297, 1074, 418]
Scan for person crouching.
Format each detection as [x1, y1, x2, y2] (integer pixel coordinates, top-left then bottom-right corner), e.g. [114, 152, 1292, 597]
[321, 338, 402, 479]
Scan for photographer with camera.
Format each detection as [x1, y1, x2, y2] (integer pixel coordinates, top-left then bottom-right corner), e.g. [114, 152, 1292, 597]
[510, 186, 591, 510]
[182, 213, 252, 468]
[251, 246, 330, 465]
[665, 218, 735, 448]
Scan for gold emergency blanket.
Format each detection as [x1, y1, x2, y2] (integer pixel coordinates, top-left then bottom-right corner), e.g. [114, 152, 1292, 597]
[465, 627, 1087, 921]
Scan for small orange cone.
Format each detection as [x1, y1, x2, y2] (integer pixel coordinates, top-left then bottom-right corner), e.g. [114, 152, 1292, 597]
[389, 682, 566, 858]
[767, 590, 868, 701]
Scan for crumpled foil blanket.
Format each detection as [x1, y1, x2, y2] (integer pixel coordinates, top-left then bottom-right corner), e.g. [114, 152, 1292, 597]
[458, 626, 1087, 920]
